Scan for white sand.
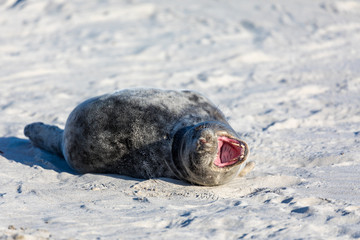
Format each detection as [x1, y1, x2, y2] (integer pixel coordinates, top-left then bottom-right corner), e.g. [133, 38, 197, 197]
[1, 0, 360, 239]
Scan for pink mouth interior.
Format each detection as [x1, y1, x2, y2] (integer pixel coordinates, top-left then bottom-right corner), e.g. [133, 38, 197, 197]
[214, 136, 244, 167]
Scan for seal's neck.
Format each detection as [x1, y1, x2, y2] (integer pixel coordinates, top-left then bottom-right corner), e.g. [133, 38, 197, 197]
[170, 126, 193, 180]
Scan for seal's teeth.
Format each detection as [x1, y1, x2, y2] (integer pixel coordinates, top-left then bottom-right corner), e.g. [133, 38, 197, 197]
[232, 143, 240, 147]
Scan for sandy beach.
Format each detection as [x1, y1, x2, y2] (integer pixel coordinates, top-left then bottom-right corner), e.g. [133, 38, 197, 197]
[1, 0, 360, 239]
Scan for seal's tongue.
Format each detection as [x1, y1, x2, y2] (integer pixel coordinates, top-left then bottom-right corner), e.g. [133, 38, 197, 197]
[214, 136, 244, 167]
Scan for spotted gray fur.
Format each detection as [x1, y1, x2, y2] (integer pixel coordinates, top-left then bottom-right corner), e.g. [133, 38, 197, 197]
[24, 88, 250, 186]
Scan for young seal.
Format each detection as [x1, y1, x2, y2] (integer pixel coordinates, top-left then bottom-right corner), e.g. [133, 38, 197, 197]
[24, 88, 250, 186]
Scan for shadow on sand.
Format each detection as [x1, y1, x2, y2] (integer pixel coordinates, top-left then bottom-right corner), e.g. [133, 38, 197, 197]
[0, 137, 187, 185]
[0, 136, 76, 174]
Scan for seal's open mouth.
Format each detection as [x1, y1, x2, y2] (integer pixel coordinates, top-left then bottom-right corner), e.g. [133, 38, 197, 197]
[214, 136, 246, 167]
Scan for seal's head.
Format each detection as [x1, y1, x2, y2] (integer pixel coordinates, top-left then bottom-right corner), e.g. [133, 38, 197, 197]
[172, 121, 250, 186]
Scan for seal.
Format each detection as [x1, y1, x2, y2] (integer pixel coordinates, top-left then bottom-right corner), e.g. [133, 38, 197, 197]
[24, 88, 251, 186]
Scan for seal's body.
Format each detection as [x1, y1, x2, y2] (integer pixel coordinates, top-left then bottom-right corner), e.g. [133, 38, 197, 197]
[24, 89, 250, 186]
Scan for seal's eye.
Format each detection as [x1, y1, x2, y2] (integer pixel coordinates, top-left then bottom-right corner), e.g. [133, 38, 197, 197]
[195, 124, 207, 131]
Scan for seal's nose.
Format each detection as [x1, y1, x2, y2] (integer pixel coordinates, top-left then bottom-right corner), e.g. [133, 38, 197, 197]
[199, 128, 215, 142]
[196, 129, 217, 153]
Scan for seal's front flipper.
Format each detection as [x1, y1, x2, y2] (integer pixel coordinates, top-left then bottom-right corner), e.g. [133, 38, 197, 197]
[238, 161, 255, 177]
[24, 122, 64, 157]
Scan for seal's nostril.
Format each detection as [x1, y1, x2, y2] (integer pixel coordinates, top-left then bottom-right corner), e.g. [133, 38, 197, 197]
[199, 137, 207, 143]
